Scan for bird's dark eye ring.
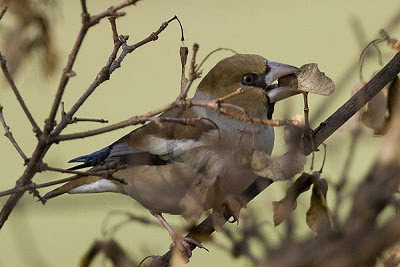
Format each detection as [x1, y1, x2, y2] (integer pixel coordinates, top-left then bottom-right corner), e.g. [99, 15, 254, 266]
[241, 73, 257, 86]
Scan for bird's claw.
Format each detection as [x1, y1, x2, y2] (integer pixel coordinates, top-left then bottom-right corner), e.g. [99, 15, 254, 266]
[170, 236, 208, 259]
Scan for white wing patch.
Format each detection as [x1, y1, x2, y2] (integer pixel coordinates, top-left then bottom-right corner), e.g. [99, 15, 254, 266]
[136, 136, 203, 159]
[69, 179, 118, 194]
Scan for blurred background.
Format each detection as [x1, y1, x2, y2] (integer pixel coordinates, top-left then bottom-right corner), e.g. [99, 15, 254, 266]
[1, 0, 400, 266]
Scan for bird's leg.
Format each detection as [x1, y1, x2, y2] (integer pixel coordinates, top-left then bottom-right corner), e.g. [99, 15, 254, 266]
[151, 213, 207, 259]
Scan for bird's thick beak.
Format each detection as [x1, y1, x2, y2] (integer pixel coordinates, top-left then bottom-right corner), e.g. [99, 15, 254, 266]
[265, 61, 301, 103]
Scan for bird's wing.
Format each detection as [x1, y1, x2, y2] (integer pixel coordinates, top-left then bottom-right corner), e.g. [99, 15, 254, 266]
[67, 107, 217, 170]
[42, 107, 218, 201]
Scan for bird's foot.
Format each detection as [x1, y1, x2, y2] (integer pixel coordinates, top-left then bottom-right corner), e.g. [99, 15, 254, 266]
[170, 235, 209, 259]
[152, 213, 208, 259]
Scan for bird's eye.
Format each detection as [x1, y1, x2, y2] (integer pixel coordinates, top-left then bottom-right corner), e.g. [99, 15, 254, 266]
[241, 73, 258, 86]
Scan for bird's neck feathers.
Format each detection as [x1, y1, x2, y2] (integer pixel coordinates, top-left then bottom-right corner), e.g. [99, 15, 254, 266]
[193, 86, 269, 118]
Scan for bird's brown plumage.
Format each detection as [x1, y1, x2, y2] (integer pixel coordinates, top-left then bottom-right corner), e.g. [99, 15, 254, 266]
[43, 54, 299, 230]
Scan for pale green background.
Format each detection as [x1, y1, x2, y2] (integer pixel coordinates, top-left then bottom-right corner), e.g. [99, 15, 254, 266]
[1, 1, 400, 266]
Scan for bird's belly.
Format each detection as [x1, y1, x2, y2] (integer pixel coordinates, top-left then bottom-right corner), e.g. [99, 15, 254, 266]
[120, 164, 196, 214]
[118, 151, 260, 216]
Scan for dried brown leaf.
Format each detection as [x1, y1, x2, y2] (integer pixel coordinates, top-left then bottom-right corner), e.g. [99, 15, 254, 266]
[345, 75, 400, 134]
[251, 149, 306, 181]
[272, 173, 314, 226]
[361, 89, 386, 130]
[306, 178, 331, 235]
[278, 63, 335, 96]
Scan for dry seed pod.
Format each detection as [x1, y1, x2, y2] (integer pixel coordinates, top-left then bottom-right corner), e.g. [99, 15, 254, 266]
[279, 63, 335, 96]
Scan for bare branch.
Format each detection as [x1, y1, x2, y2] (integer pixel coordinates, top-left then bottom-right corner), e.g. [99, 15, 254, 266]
[52, 115, 206, 142]
[0, 53, 41, 136]
[80, 0, 88, 15]
[0, 162, 128, 198]
[40, 164, 127, 185]
[0, 2, 143, 229]
[0, 105, 28, 163]
[89, 0, 141, 26]
[179, 43, 200, 99]
[304, 51, 400, 155]
[109, 15, 182, 73]
[108, 16, 119, 44]
[52, 96, 294, 142]
[45, 0, 139, 134]
[45, 22, 90, 133]
[195, 47, 238, 73]
[51, 21, 126, 137]
[70, 117, 109, 124]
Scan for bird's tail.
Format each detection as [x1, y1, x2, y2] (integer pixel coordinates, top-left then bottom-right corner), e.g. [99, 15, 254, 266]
[42, 175, 120, 201]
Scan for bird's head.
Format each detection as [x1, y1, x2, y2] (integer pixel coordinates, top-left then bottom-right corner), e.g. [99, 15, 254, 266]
[196, 54, 300, 118]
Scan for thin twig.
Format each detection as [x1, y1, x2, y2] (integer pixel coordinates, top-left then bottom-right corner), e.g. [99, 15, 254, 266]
[0, 176, 80, 198]
[52, 98, 294, 142]
[179, 46, 189, 93]
[80, 0, 88, 16]
[109, 15, 183, 73]
[46, 0, 139, 134]
[0, 164, 128, 199]
[359, 38, 385, 82]
[180, 43, 199, 99]
[0, 105, 29, 163]
[319, 143, 327, 173]
[108, 16, 119, 43]
[0, 53, 41, 136]
[89, 0, 140, 26]
[51, 20, 127, 137]
[40, 164, 127, 184]
[70, 117, 109, 124]
[195, 47, 238, 73]
[45, 18, 90, 133]
[302, 92, 315, 170]
[0, 1, 141, 229]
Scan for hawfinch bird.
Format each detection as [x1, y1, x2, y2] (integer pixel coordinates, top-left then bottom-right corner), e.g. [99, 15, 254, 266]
[43, 54, 300, 257]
